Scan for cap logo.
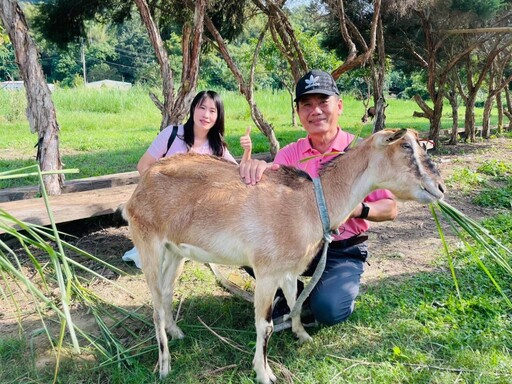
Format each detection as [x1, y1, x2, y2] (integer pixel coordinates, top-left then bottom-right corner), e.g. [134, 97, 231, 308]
[304, 74, 320, 90]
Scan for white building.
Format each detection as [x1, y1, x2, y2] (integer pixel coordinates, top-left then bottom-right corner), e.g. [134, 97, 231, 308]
[1, 80, 55, 91]
[85, 80, 132, 90]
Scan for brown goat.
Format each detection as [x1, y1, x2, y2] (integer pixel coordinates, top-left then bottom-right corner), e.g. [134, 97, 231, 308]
[123, 129, 445, 383]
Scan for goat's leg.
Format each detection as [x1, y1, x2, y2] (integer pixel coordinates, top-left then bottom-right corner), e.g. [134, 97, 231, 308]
[281, 276, 312, 343]
[142, 247, 171, 379]
[152, 306, 169, 379]
[161, 245, 186, 339]
[252, 275, 279, 384]
[140, 242, 179, 379]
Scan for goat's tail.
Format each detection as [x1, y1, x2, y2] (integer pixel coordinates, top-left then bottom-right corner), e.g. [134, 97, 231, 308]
[112, 203, 128, 227]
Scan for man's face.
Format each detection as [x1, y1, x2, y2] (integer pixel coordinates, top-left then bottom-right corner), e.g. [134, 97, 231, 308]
[296, 94, 343, 135]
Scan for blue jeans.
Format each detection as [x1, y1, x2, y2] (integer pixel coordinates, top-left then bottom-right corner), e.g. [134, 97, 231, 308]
[305, 242, 367, 325]
[242, 241, 367, 326]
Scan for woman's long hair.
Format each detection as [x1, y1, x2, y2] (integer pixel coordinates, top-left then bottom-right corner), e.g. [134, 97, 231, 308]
[183, 90, 227, 157]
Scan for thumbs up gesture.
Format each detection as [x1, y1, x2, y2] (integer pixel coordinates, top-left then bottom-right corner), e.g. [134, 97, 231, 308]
[240, 126, 252, 162]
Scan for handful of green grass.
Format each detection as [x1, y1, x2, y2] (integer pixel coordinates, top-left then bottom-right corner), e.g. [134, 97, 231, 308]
[431, 200, 512, 308]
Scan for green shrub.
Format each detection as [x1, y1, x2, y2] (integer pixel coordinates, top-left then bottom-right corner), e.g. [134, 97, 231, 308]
[477, 159, 511, 178]
[473, 184, 512, 209]
[446, 168, 485, 192]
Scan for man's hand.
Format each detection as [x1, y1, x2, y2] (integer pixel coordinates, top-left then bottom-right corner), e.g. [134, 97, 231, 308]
[239, 159, 279, 185]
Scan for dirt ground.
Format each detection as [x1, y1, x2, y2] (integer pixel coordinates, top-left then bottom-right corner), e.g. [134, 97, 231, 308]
[1, 136, 511, 343]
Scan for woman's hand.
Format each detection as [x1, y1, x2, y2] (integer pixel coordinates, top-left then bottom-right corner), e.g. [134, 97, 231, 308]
[238, 126, 279, 185]
[240, 126, 252, 162]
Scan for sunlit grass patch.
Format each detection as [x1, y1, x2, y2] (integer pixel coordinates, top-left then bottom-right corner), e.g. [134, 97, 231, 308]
[481, 213, 512, 241]
[446, 167, 486, 192]
[477, 159, 512, 178]
[473, 180, 512, 208]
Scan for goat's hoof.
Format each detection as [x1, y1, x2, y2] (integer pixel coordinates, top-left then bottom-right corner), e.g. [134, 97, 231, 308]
[159, 365, 170, 379]
[254, 365, 277, 384]
[296, 331, 313, 344]
[267, 367, 277, 383]
[256, 373, 276, 384]
[167, 325, 185, 340]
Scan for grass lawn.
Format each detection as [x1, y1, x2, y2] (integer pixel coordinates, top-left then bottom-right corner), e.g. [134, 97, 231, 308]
[1, 247, 511, 383]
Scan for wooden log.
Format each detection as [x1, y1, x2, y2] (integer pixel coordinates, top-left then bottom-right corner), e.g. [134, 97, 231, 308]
[0, 171, 140, 203]
[0, 184, 137, 234]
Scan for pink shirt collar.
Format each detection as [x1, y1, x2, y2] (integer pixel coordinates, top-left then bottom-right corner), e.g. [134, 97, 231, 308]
[286, 128, 355, 178]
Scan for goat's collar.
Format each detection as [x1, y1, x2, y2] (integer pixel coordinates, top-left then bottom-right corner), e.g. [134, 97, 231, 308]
[312, 178, 336, 242]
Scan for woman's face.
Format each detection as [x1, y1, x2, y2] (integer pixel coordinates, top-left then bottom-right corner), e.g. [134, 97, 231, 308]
[193, 96, 218, 133]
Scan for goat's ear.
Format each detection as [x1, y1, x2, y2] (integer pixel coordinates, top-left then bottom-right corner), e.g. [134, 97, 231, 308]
[375, 129, 408, 147]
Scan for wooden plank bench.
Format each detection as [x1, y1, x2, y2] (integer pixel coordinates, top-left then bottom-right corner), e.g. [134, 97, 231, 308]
[0, 171, 140, 203]
[442, 127, 483, 137]
[0, 184, 137, 234]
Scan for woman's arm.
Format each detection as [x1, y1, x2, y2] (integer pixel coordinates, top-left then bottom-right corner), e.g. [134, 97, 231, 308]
[137, 152, 158, 175]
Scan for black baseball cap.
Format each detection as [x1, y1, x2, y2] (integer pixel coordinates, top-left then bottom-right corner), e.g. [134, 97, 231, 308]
[294, 69, 340, 102]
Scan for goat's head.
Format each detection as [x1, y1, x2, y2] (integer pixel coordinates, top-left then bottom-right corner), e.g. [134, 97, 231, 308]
[364, 129, 445, 203]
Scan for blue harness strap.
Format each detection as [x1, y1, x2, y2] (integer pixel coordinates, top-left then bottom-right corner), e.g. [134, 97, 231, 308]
[312, 178, 335, 242]
[289, 177, 335, 319]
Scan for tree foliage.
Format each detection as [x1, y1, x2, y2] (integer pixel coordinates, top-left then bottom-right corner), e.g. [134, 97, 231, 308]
[0, 23, 18, 79]
[32, 0, 132, 48]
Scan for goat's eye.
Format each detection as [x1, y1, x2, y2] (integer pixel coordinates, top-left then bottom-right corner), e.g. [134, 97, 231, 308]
[401, 143, 412, 150]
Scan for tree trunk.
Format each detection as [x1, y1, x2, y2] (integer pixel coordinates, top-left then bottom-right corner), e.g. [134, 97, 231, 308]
[482, 95, 493, 139]
[0, 0, 63, 194]
[482, 67, 496, 139]
[284, 85, 296, 127]
[496, 91, 504, 135]
[204, 15, 280, 157]
[253, 0, 308, 83]
[482, 64, 512, 136]
[329, 0, 381, 79]
[446, 89, 459, 145]
[413, 95, 433, 119]
[134, 0, 174, 129]
[371, 18, 386, 133]
[135, 0, 205, 130]
[505, 86, 512, 131]
[373, 97, 386, 133]
[430, 96, 444, 146]
[464, 97, 477, 142]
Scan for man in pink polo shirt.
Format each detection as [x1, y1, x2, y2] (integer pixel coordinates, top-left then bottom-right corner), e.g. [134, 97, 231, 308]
[240, 69, 397, 327]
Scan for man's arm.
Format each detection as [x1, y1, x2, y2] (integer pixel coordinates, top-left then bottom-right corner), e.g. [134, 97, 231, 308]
[349, 198, 397, 222]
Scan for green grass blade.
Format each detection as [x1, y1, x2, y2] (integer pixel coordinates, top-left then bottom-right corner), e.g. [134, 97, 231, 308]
[35, 165, 80, 353]
[430, 204, 463, 307]
[434, 200, 512, 307]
